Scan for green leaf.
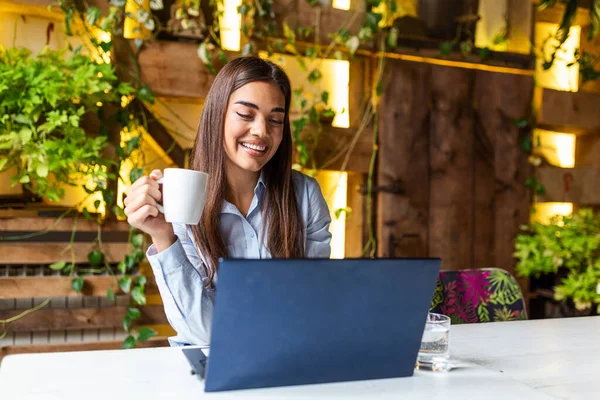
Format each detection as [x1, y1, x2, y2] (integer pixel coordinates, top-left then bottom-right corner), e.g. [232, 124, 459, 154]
[99, 41, 113, 53]
[103, 190, 115, 207]
[122, 315, 132, 332]
[439, 41, 453, 55]
[88, 249, 103, 266]
[345, 36, 360, 56]
[479, 47, 492, 62]
[71, 277, 84, 294]
[536, 184, 546, 195]
[107, 287, 115, 301]
[127, 307, 142, 320]
[137, 86, 155, 104]
[387, 27, 398, 49]
[241, 42, 254, 56]
[86, 7, 101, 26]
[125, 136, 141, 155]
[132, 233, 145, 248]
[460, 40, 473, 57]
[525, 177, 537, 188]
[117, 261, 127, 274]
[94, 199, 102, 210]
[134, 275, 147, 288]
[307, 69, 322, 83]
[137, 327, 157, 342]
[520, 136, 532, 153]
[118, 275, 132, 293]
[82, 208, 93, 221]
[131, 286, 146, 305]
[112, 205, 126, 219]
[129, 167, 144, 184]
[511, 118, 529, 128]
[121, 335, 136, 349]
[49, 261, 67, 271]
[321, 91, 329, 105]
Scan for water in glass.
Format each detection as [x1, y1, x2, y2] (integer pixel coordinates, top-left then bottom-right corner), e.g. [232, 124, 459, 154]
[416, 312, 450, 372]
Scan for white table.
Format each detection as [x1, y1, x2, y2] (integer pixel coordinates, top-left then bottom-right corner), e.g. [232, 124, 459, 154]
[1, 317, 598, 400]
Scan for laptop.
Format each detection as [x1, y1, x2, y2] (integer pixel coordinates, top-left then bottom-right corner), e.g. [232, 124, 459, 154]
[183, 258, 441, 392]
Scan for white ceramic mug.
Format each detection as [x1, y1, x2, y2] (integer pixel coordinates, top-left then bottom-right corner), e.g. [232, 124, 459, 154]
[157, 168, 209, 225]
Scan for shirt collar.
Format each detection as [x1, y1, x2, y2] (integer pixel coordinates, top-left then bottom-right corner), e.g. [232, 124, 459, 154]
[221, 170, 266, 215]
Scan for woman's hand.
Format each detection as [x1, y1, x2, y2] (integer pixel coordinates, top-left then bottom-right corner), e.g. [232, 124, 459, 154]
[124, 169, 176, 251]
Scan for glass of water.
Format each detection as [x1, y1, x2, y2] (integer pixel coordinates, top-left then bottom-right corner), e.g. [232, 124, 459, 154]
[415, 312, 450, 372]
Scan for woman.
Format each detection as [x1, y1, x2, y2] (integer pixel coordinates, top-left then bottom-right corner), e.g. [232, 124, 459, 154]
[124, 57, 332, 347]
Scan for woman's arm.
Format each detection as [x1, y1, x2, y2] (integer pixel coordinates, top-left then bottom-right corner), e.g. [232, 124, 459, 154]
[303, 176, 332, 258]
[146, 223, 215, 347]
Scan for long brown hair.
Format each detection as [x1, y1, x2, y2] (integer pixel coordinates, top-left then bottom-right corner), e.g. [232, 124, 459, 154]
[189, 56, 304, 286]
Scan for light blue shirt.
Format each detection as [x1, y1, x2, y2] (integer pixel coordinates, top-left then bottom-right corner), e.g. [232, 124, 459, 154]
[146, 171, 332, 347]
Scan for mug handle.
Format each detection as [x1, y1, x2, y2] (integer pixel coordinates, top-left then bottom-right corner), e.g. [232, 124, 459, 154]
[156, 177, 164, 214]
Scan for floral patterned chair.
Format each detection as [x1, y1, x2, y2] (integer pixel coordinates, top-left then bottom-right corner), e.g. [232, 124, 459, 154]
[430, 268, 527, 324]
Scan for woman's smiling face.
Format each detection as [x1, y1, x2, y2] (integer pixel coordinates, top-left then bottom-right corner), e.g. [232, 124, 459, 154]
[222, 81, 286, 177]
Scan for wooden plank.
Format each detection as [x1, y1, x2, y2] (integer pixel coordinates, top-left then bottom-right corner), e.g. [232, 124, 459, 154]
[536, 166, 600, 205]
[0, 217, 130, 232]
[134, 100, 187, 168]
[0, 337, 169, 362]
[344, 172, 365, 258]
[0, 276, 157, 299]
[0, 305, 168, 332]
[579, 25, 600, 94]
[507, 0, 534, 54]
[575, 132, 600, 168]
[0, 0, 64, 20]
[428, 65, 475, 270]
[538, 89, 600, 131]
[491, 73, 533, 279]
[377, 59, 430, 258]
[472, 70, 498, 269]
[0, 242, 130, 264]
[313, 126, 374, 173]
[348, 56, 370, 129]
[113, 38, 216, 99]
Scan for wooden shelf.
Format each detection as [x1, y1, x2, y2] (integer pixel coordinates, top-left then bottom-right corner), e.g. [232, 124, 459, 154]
[537, 88, 600, 133]
[536, 166, 600, 205]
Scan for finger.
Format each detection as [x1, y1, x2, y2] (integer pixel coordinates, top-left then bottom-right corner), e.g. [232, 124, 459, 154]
[126, 176, 159, 196]
[124, 192, 160, 216]
[127, 204, 160, 228]
[124, 183, 162, 206]
[149, 169, 163, 180]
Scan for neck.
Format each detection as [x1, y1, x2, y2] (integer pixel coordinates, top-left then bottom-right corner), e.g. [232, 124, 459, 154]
[225, 162, 261, 217]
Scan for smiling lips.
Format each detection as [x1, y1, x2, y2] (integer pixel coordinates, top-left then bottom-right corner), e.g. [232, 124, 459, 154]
[240, 141, 268, 155]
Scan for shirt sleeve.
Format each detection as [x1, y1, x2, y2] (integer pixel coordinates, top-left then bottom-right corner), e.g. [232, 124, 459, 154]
[304, 176, 332, 258]
[146, 223, 215, 347]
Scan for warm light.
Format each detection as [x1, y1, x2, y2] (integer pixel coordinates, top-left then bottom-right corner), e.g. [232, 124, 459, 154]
[531, 203, 573, 224]
[219, 0, 242, 51]
[534, 129, 575, 168]
[532, 129, 576, 224]
[535, 22, 580, 91]
[260, 52, 350, 128]
[123, 0, 152, 40]
[313, 170, 348, 259]
[332, 0, 350, 11]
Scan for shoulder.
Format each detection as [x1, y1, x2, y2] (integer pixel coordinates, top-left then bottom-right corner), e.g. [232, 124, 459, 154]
[291, 170, 322, 198]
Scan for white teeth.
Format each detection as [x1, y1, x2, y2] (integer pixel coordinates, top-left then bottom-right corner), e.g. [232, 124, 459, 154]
[241, 142, 267, 152]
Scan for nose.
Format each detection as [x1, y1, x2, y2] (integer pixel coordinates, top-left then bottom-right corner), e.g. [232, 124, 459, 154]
[250, 115, 268, 137]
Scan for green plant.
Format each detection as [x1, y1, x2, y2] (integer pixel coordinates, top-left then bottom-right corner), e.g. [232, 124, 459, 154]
[514, 208, 600, 312]
[0, 47, 132, 201]
[538, 0, 600, 70]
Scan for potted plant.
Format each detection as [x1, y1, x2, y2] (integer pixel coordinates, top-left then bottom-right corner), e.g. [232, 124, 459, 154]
[514, 208, 600, 316]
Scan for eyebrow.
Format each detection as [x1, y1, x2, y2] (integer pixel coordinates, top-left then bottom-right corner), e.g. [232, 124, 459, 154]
[234, 101, 285, 114]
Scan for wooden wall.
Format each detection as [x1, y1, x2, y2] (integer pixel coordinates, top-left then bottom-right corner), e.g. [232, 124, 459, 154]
[377, 59, 534, 277]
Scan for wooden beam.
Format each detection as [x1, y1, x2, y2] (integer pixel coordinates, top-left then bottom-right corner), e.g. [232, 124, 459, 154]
[536, 166, 600, 205]
[507, 0, 534, 54]
[134, 99, 187, 168]
[113, 39, 217, 99]
[343, 172, 366, 258]
[0, 0, 64, 20]
[377, 59, 430, 259]
[0, 337, 169, 362]
[0, 217, 130, 232]
[0, 242, 130, 264]
[0, 276, 158, 299]
[538, 88, 600, 132]
[428, 65, 475, 270]
[312, 126, 374, 173]
[0, 305, 167, 332]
